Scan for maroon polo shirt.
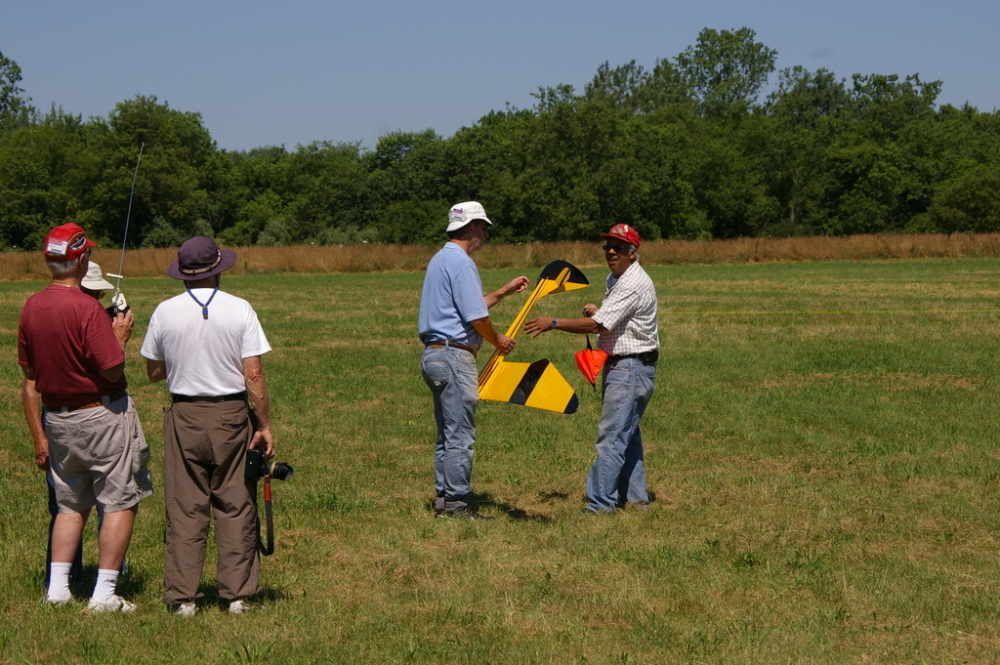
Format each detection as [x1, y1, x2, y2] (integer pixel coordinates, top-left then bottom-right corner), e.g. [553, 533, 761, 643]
[18, 284, 127, 408]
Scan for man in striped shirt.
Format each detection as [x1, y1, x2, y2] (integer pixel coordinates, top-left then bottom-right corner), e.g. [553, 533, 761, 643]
[524, 224, 659, 512]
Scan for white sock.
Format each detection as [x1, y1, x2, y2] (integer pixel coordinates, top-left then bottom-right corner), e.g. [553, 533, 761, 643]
[47, 562, 73, 602]
[91, 569, 120, 602]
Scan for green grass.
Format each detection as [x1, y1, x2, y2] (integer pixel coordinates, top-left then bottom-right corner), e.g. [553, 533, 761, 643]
[2, 258, 1000, 664]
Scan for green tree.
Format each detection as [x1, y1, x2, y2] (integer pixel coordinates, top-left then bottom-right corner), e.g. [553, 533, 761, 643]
[760, 67, 850, 235]
[280, 141, 370, 243]
[917, 164, 1000, 233]
[80, 95, 223, 247]
[674, 27, 777, 114]
[584, 60, 648, 111]
[0, 108, 87, 250]
[849, 73, 942, 144]
[0, 49, 35, 133]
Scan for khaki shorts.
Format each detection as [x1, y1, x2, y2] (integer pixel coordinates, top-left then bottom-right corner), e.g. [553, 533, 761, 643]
[46, 394, 154, 513]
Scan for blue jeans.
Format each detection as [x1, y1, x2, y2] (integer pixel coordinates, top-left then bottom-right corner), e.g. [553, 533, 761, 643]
[585, 356, 656, 512]
[421, 345, 479, 508]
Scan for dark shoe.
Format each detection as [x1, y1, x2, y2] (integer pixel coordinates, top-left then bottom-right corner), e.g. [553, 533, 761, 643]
[437, 506, 495, 521]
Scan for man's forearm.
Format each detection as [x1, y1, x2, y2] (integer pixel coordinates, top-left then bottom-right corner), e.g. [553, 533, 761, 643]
[484, 276, 530, 309]
[553, 316, 603, 335]
[21, 377, 48, 469]
[525, 315, 604, 337]
[483, 288, 505, 309]
[470, 317, 501, 348]
[243, 357, 271, 429]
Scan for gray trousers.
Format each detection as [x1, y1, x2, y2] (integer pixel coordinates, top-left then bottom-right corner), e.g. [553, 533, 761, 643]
[162, 400, 260, 605]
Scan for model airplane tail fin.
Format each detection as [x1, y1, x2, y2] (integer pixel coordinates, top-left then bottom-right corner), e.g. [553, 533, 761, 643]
[479, 359, 578, 414]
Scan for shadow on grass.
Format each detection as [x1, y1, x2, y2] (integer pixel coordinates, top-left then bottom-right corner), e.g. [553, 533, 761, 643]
[424, 489, 659, 521]
[469, 491, 556, 523]
[425, 492, 558, 522]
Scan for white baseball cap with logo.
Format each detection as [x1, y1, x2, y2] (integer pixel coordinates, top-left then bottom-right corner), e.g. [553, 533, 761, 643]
[446, 201, 492, 233]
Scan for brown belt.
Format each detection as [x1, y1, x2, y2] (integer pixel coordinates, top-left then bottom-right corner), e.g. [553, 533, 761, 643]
[424, 341, 478, 357]
[46, 389, 128, 413]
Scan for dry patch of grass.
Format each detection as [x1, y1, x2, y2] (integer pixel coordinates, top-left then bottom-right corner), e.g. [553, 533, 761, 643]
[5, 232, 1000, 280]
[759, 372, 985, 392]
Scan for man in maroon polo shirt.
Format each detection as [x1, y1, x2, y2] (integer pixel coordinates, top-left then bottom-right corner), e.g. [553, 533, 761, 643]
[18, 223, 153, 613]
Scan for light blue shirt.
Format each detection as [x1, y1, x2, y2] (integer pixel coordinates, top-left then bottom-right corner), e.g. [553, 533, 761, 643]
[418, 242, 489, 348]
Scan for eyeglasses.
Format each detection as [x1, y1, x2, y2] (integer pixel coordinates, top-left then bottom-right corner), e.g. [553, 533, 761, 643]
[84, 248, 93, 259]
[602, 243, 630, 253]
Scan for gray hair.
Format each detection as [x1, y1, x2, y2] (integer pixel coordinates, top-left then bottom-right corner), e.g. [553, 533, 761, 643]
[46, 256, 85, 278]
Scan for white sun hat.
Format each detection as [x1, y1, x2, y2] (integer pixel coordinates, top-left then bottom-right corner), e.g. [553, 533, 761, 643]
[446, 201, 492, 233]
[81, 261, 115, 290]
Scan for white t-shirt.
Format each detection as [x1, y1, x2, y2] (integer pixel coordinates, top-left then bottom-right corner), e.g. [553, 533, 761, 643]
[141, 288, 271, 396]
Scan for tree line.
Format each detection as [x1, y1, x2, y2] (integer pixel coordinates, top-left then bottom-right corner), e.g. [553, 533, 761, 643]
[3, 27, 1000, 251]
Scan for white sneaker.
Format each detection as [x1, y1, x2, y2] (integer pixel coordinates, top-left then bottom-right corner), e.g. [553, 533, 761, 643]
[174, 602, 197, 617]
[228, 599, 263, 614]
[86, 595, 136, 614]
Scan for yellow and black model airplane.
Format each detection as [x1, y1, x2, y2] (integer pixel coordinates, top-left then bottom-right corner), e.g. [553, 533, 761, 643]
[478, 260, 589, 414]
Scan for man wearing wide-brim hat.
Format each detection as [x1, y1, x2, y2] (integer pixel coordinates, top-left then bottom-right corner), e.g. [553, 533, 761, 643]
[141, 236, 274, 616]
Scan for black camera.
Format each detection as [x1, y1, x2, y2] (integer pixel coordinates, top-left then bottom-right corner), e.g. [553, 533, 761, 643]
[105, 292, 130, 318]
[245, 449, 293, 481]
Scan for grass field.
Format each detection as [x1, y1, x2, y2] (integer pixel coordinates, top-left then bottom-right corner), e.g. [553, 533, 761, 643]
[1, 257, 1000, 664]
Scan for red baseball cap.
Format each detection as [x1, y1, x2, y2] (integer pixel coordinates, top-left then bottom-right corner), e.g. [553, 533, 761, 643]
[600, 223, 641, 249]
[43, 223, 96, 261]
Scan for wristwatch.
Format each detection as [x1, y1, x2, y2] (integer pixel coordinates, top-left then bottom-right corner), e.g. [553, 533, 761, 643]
[551, 318, 559, 329]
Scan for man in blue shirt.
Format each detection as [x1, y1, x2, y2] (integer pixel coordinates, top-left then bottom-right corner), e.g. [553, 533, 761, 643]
[418, 201, 528, 519]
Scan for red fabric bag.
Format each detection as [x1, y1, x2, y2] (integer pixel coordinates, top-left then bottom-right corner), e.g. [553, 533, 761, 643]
[574, 335, 608, 390]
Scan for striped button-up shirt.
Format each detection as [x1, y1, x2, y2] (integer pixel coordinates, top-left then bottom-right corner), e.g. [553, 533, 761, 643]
[591, 261, 659, 356]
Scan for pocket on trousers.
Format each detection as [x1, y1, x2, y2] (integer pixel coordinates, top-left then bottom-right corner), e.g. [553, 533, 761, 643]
[220, 412, 250, 429]
[422, 355, 450, 387]
[85, 413, 126, 461]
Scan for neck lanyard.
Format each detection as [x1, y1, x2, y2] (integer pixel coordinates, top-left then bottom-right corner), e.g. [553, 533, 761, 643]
[186, 286, 218, 320]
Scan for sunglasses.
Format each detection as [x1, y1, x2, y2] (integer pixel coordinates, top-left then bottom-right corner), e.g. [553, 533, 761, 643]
[602, 243, 631, 253]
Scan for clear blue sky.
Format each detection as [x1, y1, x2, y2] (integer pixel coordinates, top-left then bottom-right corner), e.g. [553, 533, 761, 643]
[2, 1, 997, 153]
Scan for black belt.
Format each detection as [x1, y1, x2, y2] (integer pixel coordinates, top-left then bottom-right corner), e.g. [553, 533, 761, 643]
[171, 392, 247, 403]
[609, 350, 658, 364]
[424, 341, 478, 357]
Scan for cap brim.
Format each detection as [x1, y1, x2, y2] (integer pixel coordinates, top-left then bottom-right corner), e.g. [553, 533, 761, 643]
[445, 217, 492, 233]
[81, 277, 115, 290]
[600, 233, 639, 247]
